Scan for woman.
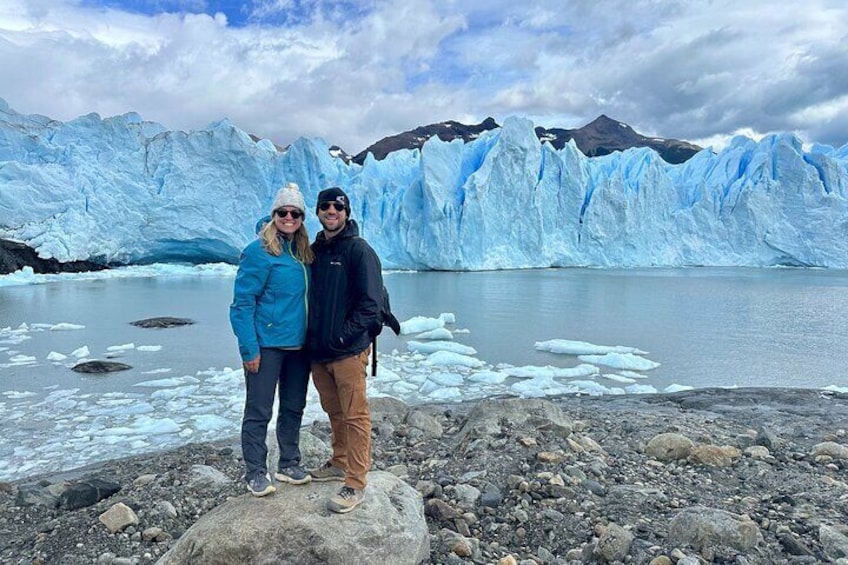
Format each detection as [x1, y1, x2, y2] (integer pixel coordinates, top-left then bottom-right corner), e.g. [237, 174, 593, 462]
[229, 182, 314, 497]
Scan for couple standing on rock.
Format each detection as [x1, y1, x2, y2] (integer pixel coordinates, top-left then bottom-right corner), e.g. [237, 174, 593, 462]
[229, 182, 384, 514]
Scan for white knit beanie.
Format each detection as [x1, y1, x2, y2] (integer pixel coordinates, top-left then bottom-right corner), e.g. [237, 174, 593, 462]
[270, 182, 307, 216]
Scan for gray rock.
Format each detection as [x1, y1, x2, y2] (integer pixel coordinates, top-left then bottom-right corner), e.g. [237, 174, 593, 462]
[188, 465, 231, 489]
[812, 442, 848, 460]
[453, 484, 481, 507]
[370, 396, 411, 424]
[153, 500, 178, 519]
[669, 506, 763, 554]
[130, 317, 194, 328]
[457, 398, 573, 445]
[755, 426, 781, 451]
[157, 471, 428, 565]
[645, 433, 694, 461]
[480, 485, 502, 508]
[60, 477, 121, 510]
[99, 502, 139, 533]
[71, 360, 132, 373]
[15, 484, 59, 508]
[595, 523, 634, 562]
[821, 524, 848, 560]
[406, 409, 444, 439]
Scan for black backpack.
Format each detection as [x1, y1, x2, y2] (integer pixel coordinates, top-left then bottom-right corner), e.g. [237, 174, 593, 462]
[370, 285, 401, 375]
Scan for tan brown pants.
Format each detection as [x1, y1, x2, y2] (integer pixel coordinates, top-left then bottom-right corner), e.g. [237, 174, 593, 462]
[311, 347, 371, 490]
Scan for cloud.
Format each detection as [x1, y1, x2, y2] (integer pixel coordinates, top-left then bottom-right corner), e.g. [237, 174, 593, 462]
[1, 0, 846, 153]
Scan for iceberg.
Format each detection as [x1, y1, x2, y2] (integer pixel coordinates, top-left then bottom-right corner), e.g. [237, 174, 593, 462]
[1, 99, 847, 270]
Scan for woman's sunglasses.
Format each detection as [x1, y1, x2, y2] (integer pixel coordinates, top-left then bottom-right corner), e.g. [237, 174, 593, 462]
[275, 209, 303, 219]
[318, 202, 346, 212]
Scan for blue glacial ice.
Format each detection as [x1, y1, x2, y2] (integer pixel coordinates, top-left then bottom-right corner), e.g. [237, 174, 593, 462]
[1, 98, 847, 270]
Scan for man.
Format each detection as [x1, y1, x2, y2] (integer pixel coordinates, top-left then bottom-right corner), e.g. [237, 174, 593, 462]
[307, 186, 385, 513]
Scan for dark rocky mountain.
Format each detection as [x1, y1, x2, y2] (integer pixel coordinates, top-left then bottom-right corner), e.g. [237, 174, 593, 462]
[350, 115, 701, 165]
[351, 118, 500, 164]
[535, 114, 702, 164]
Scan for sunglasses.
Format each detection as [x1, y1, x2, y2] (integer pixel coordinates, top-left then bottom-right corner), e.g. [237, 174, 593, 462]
[275, 209, 303, 219]
[318, 202, 346, 212]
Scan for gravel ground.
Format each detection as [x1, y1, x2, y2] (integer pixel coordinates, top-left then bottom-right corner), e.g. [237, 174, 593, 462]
[1, 387, 847, 564]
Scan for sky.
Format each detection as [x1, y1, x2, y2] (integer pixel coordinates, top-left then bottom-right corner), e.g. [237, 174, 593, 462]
[1, 0, 847, 154]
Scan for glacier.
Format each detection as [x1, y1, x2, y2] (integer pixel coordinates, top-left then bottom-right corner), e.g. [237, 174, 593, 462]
[1, 97, 847, 270]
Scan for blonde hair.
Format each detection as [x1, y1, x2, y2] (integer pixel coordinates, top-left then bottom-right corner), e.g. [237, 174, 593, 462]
[260, 220, 314, 264]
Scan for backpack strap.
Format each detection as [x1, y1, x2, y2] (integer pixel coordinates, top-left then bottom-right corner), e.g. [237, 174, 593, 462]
[371, 336, 378, 376]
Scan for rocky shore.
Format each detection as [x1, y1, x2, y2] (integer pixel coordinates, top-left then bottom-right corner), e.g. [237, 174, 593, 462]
[2, 387, 848, 564]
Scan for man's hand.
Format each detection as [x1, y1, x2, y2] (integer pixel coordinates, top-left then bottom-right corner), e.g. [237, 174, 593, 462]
[244, 354, 261, 373]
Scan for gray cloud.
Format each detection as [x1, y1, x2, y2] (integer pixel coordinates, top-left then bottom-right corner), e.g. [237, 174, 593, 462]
[0, 0, 846, 153]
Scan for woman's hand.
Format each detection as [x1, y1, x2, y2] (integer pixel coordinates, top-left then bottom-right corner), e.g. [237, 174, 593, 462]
[244, 354, 261, 373]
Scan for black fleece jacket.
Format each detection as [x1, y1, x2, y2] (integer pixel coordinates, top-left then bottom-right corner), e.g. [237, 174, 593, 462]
[307, 219, 384, 363]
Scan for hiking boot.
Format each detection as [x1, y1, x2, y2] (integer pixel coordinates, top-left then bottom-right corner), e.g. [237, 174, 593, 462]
[274, 464, 312, 485]
[310, 461, 345, 482]
[327, 485, 364, 513]
[246, 473, 276, 497]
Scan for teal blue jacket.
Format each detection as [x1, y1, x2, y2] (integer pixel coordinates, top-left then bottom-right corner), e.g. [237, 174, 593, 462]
[229, 237, 309, 361]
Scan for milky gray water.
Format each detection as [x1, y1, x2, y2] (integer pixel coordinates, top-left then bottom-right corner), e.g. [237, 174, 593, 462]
[2, 267, 847, 395]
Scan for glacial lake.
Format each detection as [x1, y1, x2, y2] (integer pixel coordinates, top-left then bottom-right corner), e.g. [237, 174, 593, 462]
[1, 266, 847, 480]
[2, 267, 847, 394]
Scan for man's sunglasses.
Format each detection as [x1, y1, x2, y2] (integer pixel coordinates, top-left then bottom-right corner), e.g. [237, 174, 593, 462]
[275, 209, 303, 219]
[318, 202, 346, 212]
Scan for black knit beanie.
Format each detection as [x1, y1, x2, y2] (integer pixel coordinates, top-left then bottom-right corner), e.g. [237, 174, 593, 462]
[316, 187, 351, 215]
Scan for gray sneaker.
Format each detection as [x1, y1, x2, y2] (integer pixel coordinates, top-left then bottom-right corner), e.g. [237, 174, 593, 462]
[274, 464, 312, 485]
[246, 473, 276, 497]
[310, 461, 345, 482]
[327, 485, 364, 513]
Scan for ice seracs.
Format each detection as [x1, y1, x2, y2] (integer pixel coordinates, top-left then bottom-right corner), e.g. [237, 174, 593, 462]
[1, 99, 847, 270]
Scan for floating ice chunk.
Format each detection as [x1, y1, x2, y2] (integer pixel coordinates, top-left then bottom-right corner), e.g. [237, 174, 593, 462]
[502, 364, 599, 379]
[3, 390, 37, 399]
[578, 353, 660, 371]
[467, 371, 508, 384]
[407, 340, 477, 355]
[400, 316, 445, 335]
[373, 366, 402, 383]
[50, 323, 85, 331]
[134, 376, 201, 387]
[71, 346, 90, 358]
[107, 343, 135, 352]
[426, 372, 465, 387]
[425, 386, 463, 402]
[536, 339, 647, 355]
[388, 381, 420, 395]
[0, 333, 31, 345]
[454, 328, 470, 334]
[141, 368, 172, 375]
[665, 384, 694, 393]
[150, 385, 200, 400]
[625, 383, 659, 394]
[9, 354, 37, 364]
[129, 415, 182, 435]
[618, 370, 648, 380]
[570, 380, 610, 396]
[600, 373, 637, 384]
[824, 384, 848, 394]
[415, 328, 453, 341]
[192, 414, 233, 432]
[438, 313, 456, 324]
[510, 376, 577, 398]
[136, 345, 163, 352]
[47, 351, 68, 362]
[424, 351, 485, 368]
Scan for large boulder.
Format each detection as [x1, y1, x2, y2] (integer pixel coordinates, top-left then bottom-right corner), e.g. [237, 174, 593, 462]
[456, 398, 573, 445]
[157, 471, 429, 565]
